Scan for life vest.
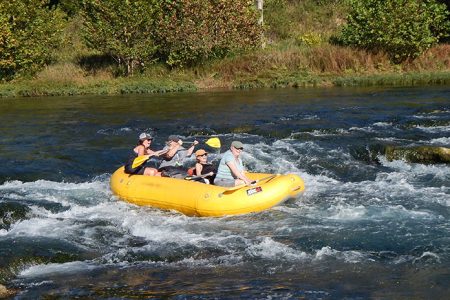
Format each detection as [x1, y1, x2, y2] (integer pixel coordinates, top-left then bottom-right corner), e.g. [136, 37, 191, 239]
[124, 150, 143, 174]
[193, 163, 216, 183]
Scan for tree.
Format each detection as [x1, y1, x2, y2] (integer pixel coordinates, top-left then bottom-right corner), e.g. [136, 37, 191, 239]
[81, 0, 159, 76]
[0, 0, 66, 81]
[332, 0, 450, 63]
[154, 0, 262, 67]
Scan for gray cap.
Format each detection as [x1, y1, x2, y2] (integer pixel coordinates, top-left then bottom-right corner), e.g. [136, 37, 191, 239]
[139, 133, 153, 141]
[231, 141, 244, 149]
[167, 135, 180, 142]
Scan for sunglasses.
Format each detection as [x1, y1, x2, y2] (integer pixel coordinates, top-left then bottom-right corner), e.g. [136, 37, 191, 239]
[197, 154, 208, 157]
[235, 147, 244, 150]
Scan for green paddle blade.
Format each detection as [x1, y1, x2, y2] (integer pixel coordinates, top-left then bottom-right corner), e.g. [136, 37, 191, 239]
[205, 137, 221, 148]
[131, 155, 150, 169]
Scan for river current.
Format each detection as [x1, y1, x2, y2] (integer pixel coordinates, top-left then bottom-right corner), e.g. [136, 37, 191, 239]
[0, 86, 449, 299]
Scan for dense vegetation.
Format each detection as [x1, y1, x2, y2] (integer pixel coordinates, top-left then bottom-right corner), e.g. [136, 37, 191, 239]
[0, 0, 449, 96]
[332, 0, 450, 63]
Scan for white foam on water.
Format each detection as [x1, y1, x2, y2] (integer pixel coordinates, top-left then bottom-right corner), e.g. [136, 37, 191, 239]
[0, 178, 111, 207]
[380, 205, 437, 220]
[18, 261, 96, 278]
[246, 237, 308, 261]
[300, 128, 350, 137]
[327, 204, 367, 220]
[372, 122, 393, 128]
[315, 246, 368, 263]
[378, 156, 450, 182]
[413, 251, 441, 264]
[414, 125, 450, 133]
[428, 137, 450, 146]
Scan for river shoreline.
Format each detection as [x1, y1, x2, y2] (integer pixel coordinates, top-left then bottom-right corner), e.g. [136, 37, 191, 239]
[1, 70, 449, 98]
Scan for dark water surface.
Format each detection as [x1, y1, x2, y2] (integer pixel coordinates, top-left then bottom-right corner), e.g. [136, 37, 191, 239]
[0, 86, 449, 299]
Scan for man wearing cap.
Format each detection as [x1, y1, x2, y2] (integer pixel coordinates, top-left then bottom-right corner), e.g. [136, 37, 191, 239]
[158, 135, 198, 176]
[214, 141, 252, 187]
[124, 133, 166, 176]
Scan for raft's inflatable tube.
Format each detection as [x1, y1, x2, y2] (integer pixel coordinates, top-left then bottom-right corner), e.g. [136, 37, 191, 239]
[110, 167, 305, 217]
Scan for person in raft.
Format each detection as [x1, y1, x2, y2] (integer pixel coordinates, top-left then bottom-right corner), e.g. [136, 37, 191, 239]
[214, 141, 252, 187]
[158, 135, 198, 177]
[191, 149, 216, 184]
[124, 133, 166, 176]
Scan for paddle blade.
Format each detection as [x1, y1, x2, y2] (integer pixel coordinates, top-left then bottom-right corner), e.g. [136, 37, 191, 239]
[131, 155, 150, 169]
[205, 137, 221, 148]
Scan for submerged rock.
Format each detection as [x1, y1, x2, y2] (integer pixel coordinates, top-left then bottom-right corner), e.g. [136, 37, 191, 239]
[385, 146, 450, 164]
[0, 284, 16, 298]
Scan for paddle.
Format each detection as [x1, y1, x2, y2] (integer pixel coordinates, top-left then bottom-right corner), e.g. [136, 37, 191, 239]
[131, 149, 168, 169]
[184, 171, 214, 181]
[182, 137, 221, 149]
[219, 174, 278, 196]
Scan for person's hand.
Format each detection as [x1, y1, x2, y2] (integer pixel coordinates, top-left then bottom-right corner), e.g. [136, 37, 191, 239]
[193, 140, 199, 146]
[244, 178, 253, 185]
[178, 140, 183, 146]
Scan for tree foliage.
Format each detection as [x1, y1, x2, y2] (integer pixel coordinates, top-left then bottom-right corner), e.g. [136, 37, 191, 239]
[0, 0, 66, 81]
[154, 0, 262, 67]
[81, 0, 160, 76]
[333, 0, 450, 63]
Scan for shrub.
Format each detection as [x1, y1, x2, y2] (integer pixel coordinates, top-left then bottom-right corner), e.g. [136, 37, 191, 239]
[0, 0, 66, 81]
[333, 0, 450, 63]
[81, 0, 160, 76]
[154, 0, 262, 67]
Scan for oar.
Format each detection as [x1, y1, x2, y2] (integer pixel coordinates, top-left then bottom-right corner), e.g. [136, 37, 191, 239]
[205, 137, 221, 149]
[184, 172, 214, 181]
[182, 137, 221, 149]
[219, 174, 278, 196]
[131, 149, 168, 169]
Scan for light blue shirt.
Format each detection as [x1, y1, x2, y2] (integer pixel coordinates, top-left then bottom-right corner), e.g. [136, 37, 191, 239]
[215, 150, 244, 180]
[159, 146, 189, 168]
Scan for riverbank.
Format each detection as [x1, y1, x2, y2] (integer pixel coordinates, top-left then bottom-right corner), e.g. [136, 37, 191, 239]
[1, 70, 450, 98]
[1, 43, 449, 98]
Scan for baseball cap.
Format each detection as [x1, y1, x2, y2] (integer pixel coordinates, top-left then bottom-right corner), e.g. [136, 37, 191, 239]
[139, 133, 153, 141]
[195, 149, 208, 156]
[231, 141, 244, 149]
[167, 135, 180, 142]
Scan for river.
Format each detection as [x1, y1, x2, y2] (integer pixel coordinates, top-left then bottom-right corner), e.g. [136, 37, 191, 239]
[0, 86, 449, 298]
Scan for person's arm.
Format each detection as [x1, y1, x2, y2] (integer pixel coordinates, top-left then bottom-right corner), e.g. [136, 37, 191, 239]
[185, 140, 199, 157]
[164, 141, 181, 159]
[148, 148, 168, 157]
[226, 161, 252, 185]
[195, 162, 203, 175]
[136, 145, 146, 156]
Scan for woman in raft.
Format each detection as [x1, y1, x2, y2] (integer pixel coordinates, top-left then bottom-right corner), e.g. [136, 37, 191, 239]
[189, 149, 216, 184]
[124, 133, 166, 176]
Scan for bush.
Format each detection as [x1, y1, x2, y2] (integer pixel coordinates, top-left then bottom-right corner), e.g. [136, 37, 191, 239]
[333, 0, 450, 63]
[81, 0, 160, 76]
[0, 0, 66, 81]
[154, 0, 262, 67]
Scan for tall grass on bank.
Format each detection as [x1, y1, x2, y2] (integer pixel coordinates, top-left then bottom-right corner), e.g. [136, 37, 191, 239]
[1, 43, 449, 97]
[202, 43, 450, 88]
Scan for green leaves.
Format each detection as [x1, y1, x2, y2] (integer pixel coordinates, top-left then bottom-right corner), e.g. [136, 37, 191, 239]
[81, 0, 159, 76]
[0, 0, 66, 81]
[154, 0, 262, 67]
[333, 0, 450, 63]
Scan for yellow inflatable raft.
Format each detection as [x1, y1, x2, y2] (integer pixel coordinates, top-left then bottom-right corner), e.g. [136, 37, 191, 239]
[110, 167, 305, 217]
